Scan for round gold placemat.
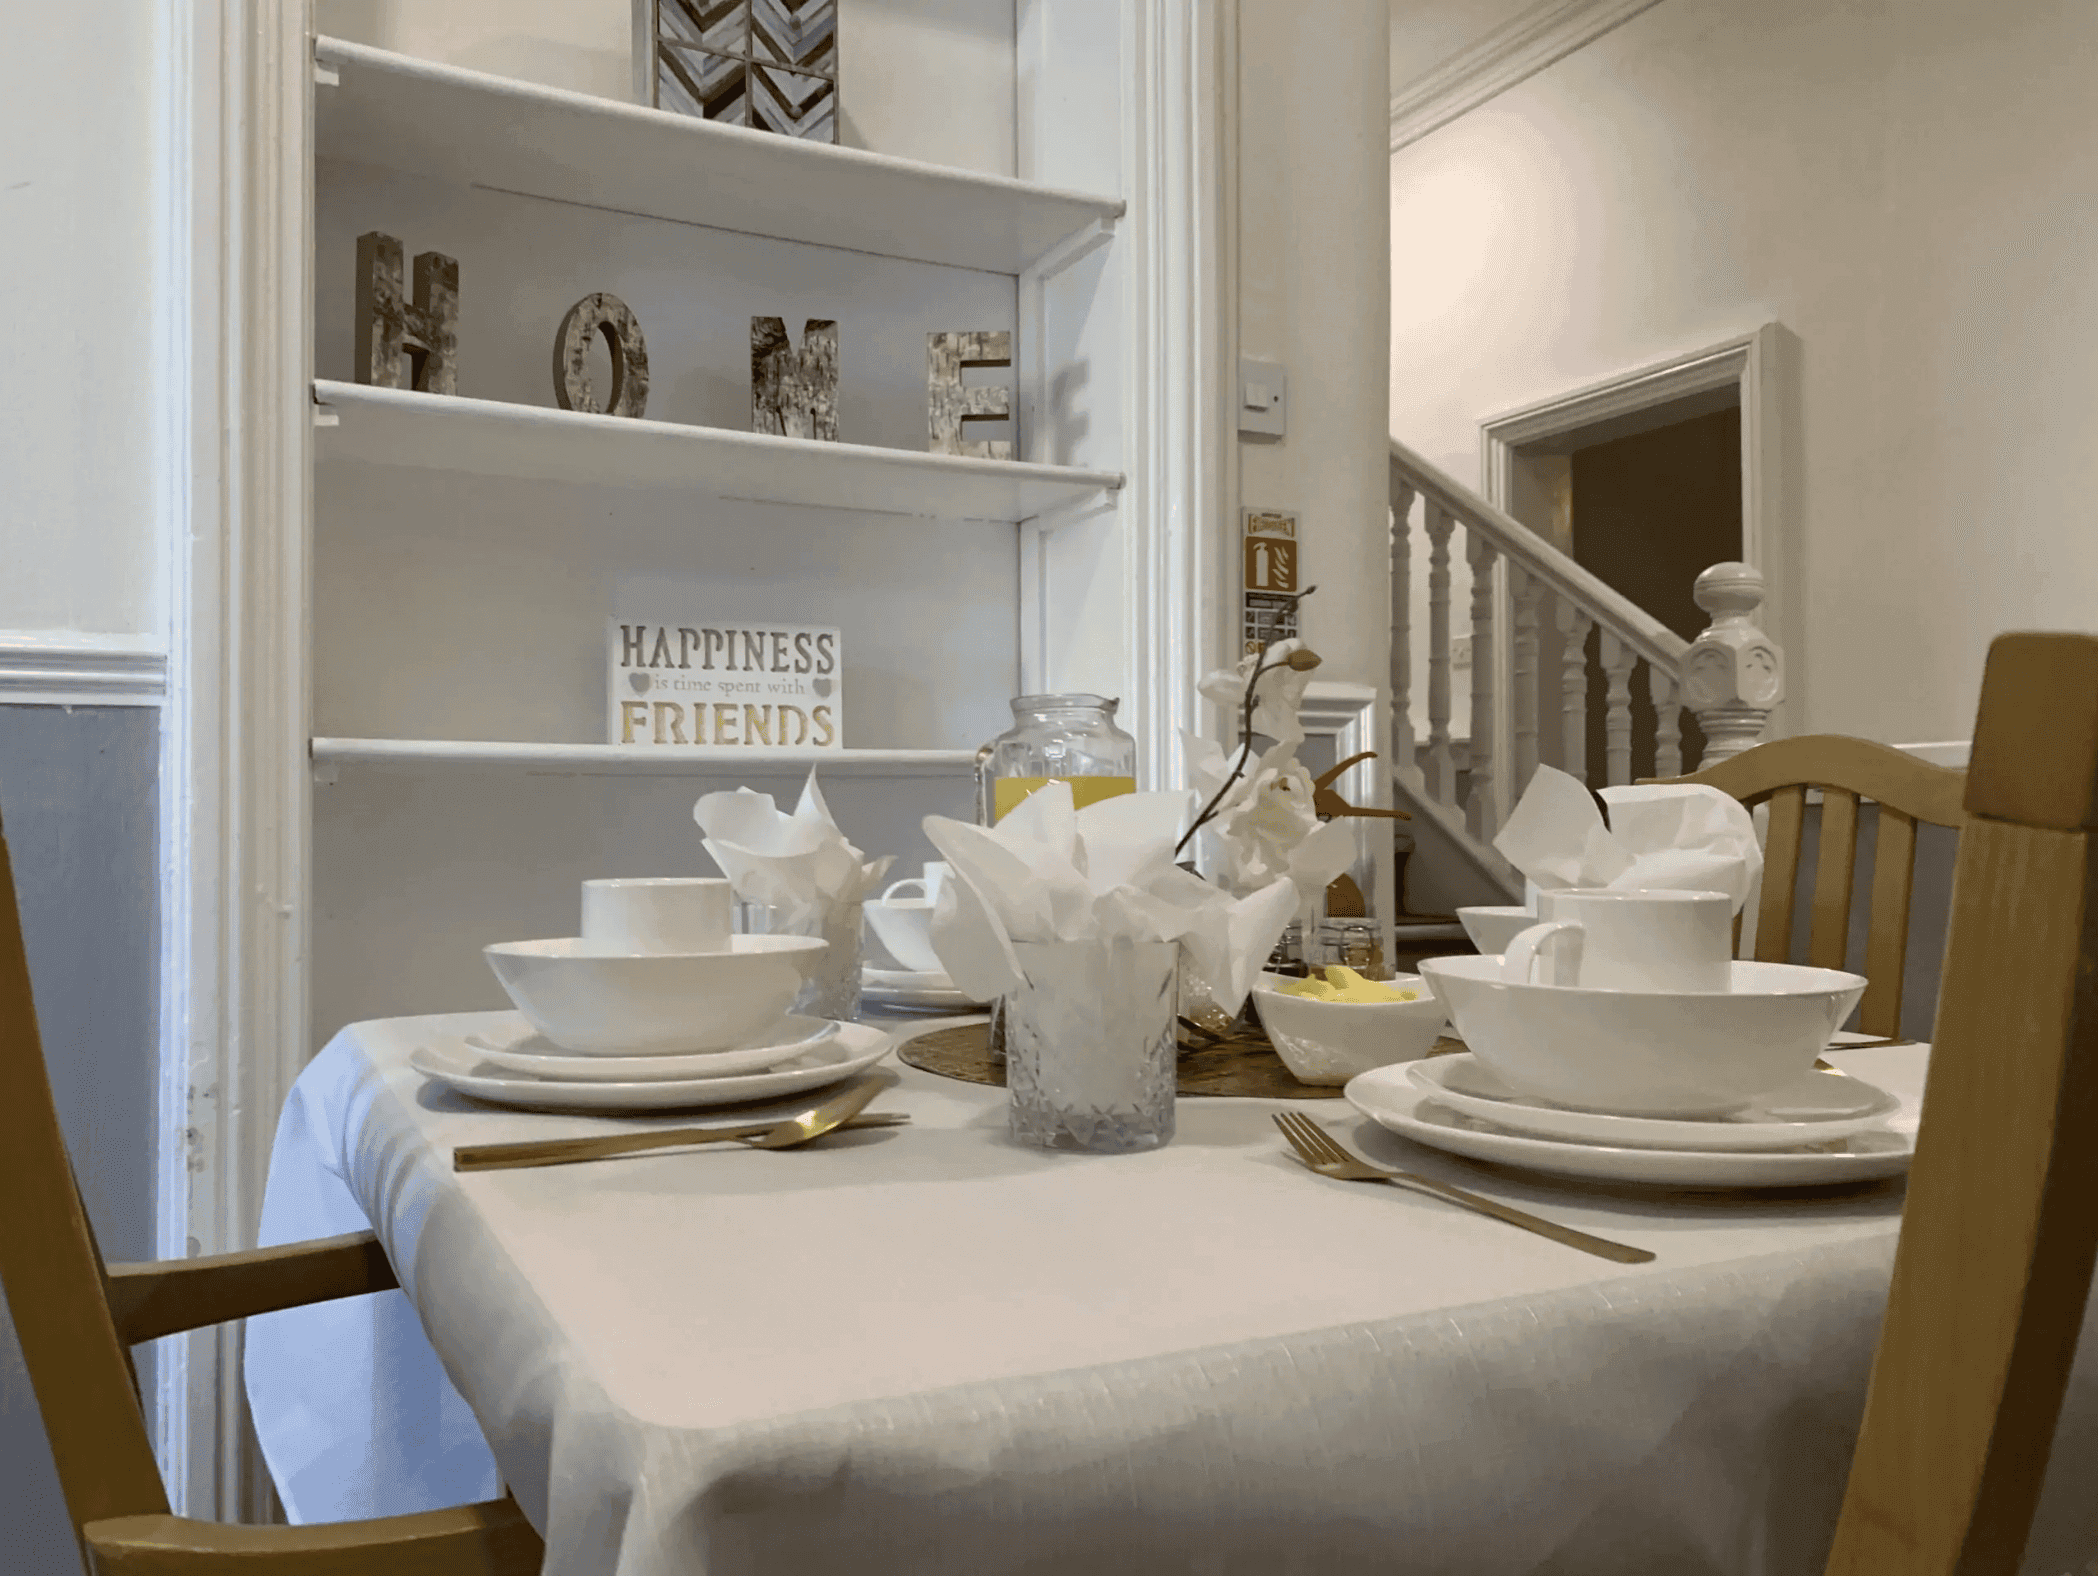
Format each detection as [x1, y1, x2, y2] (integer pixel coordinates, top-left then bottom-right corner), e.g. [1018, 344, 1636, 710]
[898, 1022, 1346, 1100]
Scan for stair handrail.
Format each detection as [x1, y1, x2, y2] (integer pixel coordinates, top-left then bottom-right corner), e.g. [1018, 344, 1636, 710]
[1388, 436, 1688, 674]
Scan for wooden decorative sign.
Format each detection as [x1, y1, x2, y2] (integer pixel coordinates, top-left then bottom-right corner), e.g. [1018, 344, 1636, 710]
[927, 331, 1014, 459]
[553, 293, 650, 417]
[751, 317, 840, 441]
[355, 232, 459, 393]
[647, 0, 838, 143]
[608, 619, 843, 748]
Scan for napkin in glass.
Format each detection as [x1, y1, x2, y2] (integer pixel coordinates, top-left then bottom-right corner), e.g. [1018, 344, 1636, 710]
[1494, 764, 1763, 914]
[693, 770, 893, 929]
[922, 781, 1298, 1016]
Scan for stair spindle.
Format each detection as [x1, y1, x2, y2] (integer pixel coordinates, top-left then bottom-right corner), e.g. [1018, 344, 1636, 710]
[1600, 628, 1637, 786]
[1556, 599, 1593, 783]
[1465, 530, 1498, 839]
[1510, 564, 1543, 799]
[1390, 475, 1416, 785]
[1424, 503, 1457, 806]
[1650, 664, 1683, 778]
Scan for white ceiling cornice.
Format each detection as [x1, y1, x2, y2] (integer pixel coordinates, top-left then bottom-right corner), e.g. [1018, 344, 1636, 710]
[1389, 0, 1669, 153]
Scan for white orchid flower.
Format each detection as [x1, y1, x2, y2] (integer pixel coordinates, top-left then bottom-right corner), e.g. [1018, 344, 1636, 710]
[1196, 639, 1319, 751]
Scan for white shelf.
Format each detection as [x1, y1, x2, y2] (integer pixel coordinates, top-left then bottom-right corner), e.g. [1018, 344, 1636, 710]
[314, 381, 1122, 523]
[311, 738, 979, 778]
[312, 36, 1125, 277]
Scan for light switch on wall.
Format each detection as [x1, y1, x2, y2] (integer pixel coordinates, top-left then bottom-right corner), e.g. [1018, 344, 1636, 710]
[1238, 357, 1286, 437]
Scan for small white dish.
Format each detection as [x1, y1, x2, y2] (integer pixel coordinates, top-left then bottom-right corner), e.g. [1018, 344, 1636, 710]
[483, 933, 828, 1055]
[463, 1015, 838, 1083]
[411, 1021, 894, 1114]
[864, 897, 943, 973]
[1408, 1054, 1901, 1152]
[861, 966, 984, 1011]
[1456, 905, 1533, 956]
[1250, 971, 1448, 1086]
[1345, 1061, 1916, 1189]
[1418, 954, 1868, 1117]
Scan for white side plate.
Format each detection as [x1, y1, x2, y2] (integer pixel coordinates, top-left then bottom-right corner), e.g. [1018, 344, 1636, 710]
[463, 1015, 838, 1082]
[1408, 1054, 1901, 1152]
[1345, 1062, 1915, 1189]
[412, 1021, 893, 1113]
[862, 967, 984, 1010]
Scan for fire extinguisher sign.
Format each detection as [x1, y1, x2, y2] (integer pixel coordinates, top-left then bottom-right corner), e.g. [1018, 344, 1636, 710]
[1242, 508, 1300, 654]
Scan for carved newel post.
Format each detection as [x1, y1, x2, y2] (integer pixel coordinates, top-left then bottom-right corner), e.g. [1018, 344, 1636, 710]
[1680, 562, 1783, 765]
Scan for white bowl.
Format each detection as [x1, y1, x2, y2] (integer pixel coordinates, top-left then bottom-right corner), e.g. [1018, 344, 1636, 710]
[864, 897, 942, 973]
[1416, 954, 1868, 1117]
[483, 934, 828, 1056]
[1456, 905, 1533, 956]
[1251, 971, 1450, 1086]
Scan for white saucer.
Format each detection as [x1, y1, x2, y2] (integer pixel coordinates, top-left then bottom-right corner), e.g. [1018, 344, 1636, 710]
[862, 966, 984, 1011]
[1345, 1061, 1916, 1188]
[463, 1015, 838, 1083]
[411, 1021, 893, 1113]
[1408, 1054, 1902, 1152]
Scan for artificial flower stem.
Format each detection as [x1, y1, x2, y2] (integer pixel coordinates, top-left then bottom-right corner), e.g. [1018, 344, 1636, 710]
[1174, 652, 1288, 857]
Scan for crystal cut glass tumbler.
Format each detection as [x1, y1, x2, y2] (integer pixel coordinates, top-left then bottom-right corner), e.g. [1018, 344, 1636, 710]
[1006, 939, 1178, 1153]
[742, 900, 862, 1022]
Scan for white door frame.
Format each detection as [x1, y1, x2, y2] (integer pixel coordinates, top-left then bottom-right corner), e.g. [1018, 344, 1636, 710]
[1475, 323, 1791, 757]
[156, 0, 1228, 1512]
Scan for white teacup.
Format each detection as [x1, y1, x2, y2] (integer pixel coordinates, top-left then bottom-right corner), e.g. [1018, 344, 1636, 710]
[864, 897, 942, 974]
[881, 861, 950, 906]
[1502, 888, 1732, 993]
[580, 878, 732, 954]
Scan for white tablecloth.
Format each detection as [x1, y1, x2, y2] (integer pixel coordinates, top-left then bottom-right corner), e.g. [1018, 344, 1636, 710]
[247, 1015, 2098, 1575]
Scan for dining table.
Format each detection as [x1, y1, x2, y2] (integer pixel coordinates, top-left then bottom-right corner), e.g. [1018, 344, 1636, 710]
[244, 1012, 2098, 1576]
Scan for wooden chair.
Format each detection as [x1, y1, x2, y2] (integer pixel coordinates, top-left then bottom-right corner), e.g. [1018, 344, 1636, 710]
[0, 810, 541, 1572]
[1819, 631, 2098, 1572]
[1654, 733, 1968, 1037]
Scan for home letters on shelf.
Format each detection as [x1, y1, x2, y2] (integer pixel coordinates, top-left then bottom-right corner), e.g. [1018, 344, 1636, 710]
[927, 331, 1013, 459]
[355, 232, 459, 393]
[751, 317, 840, 441]
[553, 293, 650, 418]
[609, 619, 844, 750]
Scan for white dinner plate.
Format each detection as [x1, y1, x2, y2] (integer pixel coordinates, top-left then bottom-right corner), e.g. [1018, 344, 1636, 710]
[861, 967, 984, 1011]
[1345, 1062, 1916, 1188]
[411, 1021, 894, 1113]
[1408, 1054, 1902, 1152]
[462, 1015, 838, 1083]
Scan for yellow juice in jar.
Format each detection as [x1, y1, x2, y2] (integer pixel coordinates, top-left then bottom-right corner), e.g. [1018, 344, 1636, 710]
[992, 775, 1137, 821]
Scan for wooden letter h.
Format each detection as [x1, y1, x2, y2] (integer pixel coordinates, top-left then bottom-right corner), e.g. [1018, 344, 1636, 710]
[355, 231, 459, 394]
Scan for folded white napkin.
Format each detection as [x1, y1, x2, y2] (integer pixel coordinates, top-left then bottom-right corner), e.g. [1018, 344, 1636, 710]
[693, 770, 893, 928]
[922, 782, 1298, 1015]
[1494, 764, 1763, 914]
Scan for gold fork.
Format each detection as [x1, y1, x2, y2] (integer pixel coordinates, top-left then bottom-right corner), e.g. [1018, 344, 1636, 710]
[455, 1078, 899, 1172]
[1270, 1111, 1655, 1264]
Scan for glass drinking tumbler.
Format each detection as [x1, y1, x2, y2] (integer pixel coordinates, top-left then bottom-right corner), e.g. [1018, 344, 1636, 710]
[1005, 939, 1178, 1153]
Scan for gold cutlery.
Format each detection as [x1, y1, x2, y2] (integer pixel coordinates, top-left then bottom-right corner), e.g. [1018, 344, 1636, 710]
[1816, 1036, 1918, 1071]
[455, 1079, 899, 1172]
[1270, 1111, 1655, 1264]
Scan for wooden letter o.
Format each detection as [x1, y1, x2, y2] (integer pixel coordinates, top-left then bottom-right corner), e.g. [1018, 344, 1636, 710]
[553, 293, 650, 418]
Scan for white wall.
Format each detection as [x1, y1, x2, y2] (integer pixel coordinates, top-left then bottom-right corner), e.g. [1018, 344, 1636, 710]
[0, 5, 163, 642]
[1389, 0, 2098, 745]
[1240, 0, 1392, 700]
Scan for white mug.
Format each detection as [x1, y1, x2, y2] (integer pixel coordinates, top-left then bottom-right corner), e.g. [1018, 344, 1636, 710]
[881, 861, 950, 906]
[580, 877, 732, 954]
[1501, 887, 1732, 993]
[864, 897, 942, 974]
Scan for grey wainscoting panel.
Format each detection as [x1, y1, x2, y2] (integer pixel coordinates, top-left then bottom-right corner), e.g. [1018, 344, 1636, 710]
[0, 706, 160, 1574]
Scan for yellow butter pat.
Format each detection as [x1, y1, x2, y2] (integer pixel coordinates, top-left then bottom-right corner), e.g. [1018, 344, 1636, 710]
[1277, 966, 1419, 1004]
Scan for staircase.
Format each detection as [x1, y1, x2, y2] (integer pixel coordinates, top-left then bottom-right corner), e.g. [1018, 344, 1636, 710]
[1387, 436, 1781, 907]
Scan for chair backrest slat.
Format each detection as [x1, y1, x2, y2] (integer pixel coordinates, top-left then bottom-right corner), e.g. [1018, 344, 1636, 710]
[1809, 787, 1861, 970]
[1859, 808, 1919, 1039]
[1824, 632, 2098, 1574]
[1756, 784, 1808, 963]
[0, 811, 169, 1544]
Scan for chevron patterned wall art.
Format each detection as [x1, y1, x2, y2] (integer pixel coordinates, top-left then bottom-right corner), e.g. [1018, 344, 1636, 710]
[650, 0, 837, 144]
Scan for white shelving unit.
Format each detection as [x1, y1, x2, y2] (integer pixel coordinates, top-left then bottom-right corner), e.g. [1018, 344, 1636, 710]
[314, 381, 1122, 522]
[313, 36, 1124, 276]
